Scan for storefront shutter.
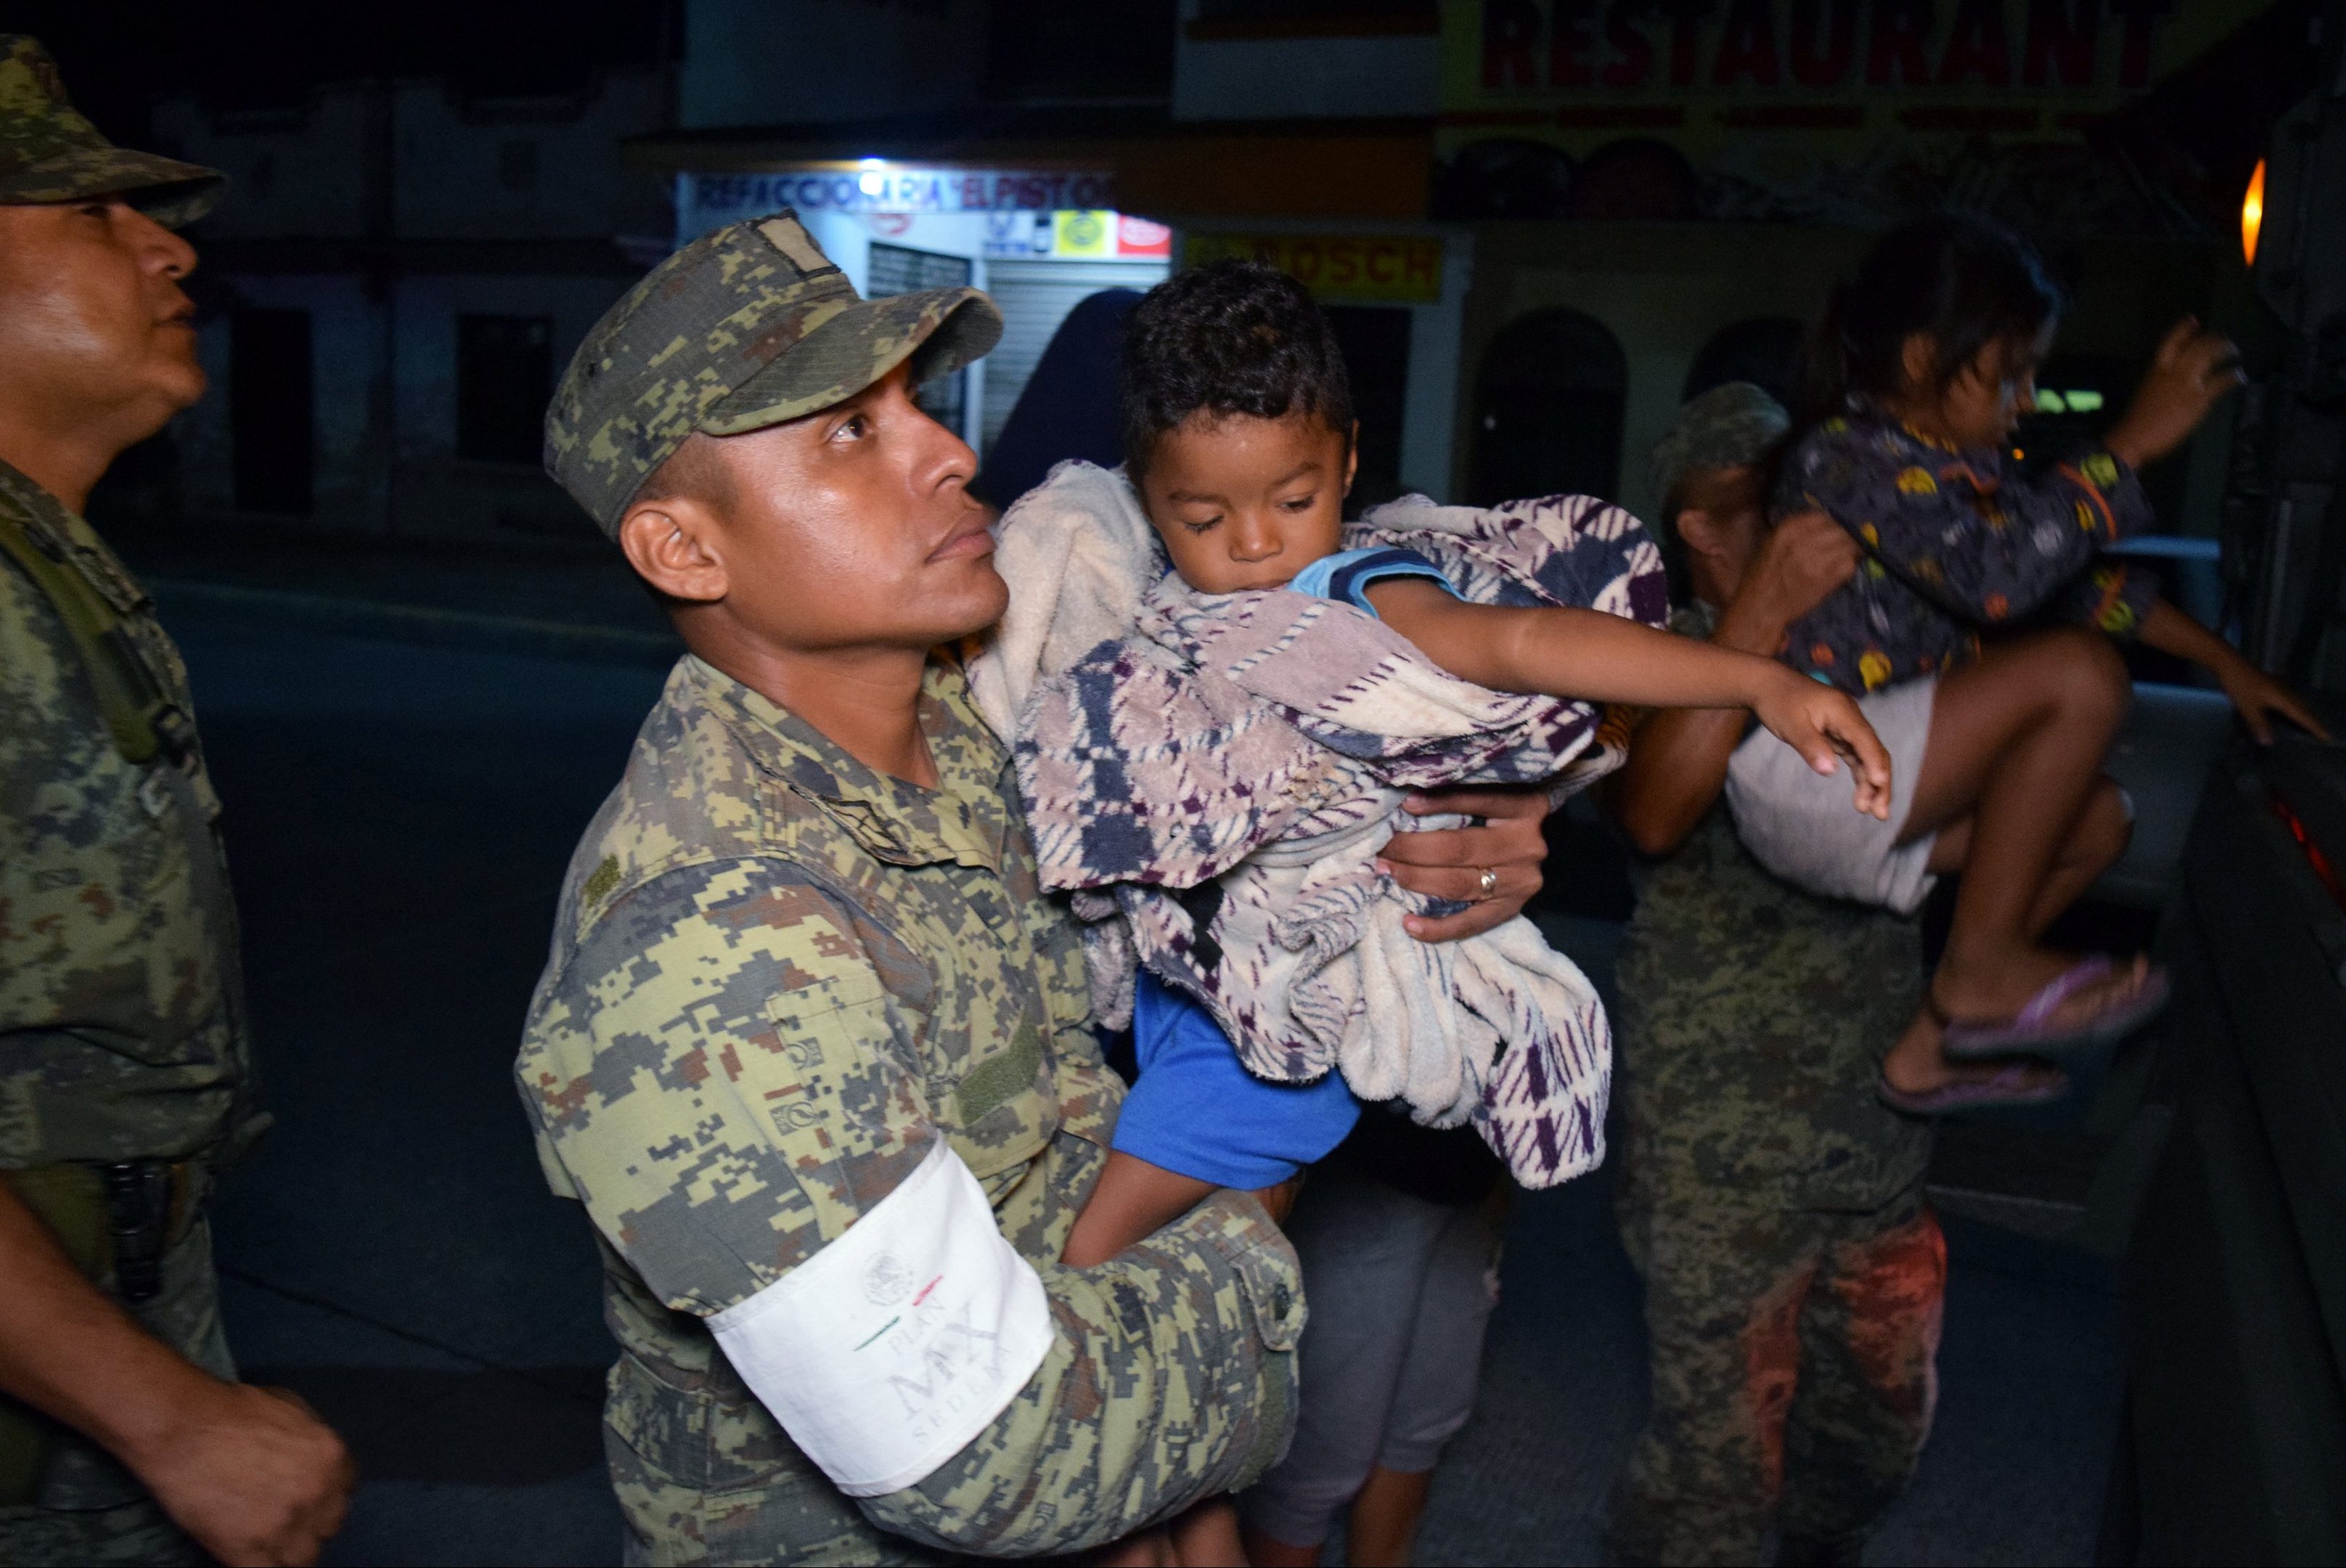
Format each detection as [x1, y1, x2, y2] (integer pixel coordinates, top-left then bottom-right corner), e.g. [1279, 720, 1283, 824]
[980, 259, 1168, 454]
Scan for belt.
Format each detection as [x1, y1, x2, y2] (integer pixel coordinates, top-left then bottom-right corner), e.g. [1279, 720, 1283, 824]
[1, 1157, 206, 1307]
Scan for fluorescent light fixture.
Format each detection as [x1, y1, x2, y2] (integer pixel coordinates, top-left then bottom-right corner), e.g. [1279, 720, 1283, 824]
[2065, 389, 2104, 412]
[2035, 390, 2067, 413]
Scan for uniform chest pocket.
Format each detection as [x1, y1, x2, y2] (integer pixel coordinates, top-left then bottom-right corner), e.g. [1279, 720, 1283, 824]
[944, 1013, 1055, 1180]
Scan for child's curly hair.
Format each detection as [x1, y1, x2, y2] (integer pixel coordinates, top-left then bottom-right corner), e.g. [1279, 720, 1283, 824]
[1121, 259, 1354, 479]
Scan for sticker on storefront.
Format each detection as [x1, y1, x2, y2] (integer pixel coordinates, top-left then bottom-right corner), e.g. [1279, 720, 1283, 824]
[1053, 210, 1114, 258]
[1184, 234, 1444, 303]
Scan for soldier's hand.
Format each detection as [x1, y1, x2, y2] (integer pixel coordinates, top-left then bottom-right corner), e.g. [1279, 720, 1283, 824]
[132, 1379, 355, 1567]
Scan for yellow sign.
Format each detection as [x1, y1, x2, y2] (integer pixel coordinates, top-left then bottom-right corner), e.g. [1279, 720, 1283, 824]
[1053, 209, 1115, 258]
[1185, 234, 1446, 304]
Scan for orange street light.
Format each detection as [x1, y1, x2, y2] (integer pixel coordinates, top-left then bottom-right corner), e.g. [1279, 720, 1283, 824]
[2243, 158, 2266, 268]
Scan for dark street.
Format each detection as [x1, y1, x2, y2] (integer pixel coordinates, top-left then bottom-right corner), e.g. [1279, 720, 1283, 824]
[165, 591, 2121, 1566]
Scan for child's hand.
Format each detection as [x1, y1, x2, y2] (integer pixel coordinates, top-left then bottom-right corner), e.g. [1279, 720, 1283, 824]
[1752, 672, 1894, 820]
[2106, 317, 2241, 470]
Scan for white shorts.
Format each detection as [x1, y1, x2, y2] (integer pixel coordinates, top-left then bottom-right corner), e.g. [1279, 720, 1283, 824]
[1725, 677, 1940, 915]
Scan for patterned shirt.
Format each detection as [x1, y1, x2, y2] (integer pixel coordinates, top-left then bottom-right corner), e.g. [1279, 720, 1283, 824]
[517, 653, 1301, 1562]
[0, 460, 249, 1167]
[1774, 409, 2158, 693]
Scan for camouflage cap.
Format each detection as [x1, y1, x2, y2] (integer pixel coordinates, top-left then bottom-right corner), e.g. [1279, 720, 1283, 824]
[1648, 381, 1791, 514]
[0, 36, 223, 228]
[547, 211, 1004, 534]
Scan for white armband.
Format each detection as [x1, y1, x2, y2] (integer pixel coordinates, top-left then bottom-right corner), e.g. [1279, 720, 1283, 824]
[707, 1136, 1055, 1497]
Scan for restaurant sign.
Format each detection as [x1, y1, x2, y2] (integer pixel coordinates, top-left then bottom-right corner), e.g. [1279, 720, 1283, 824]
[1185, 233, 1447, 304]
[1441, 0, 2268, 150]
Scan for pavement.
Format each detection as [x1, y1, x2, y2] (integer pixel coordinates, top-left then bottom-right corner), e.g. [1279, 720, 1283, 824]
[128, 536, 2125, 1566]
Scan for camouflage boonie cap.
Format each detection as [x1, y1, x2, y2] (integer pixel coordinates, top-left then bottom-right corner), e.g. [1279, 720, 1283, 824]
[1648, 381, 1791, 513]
[0, 36, 223, 228]
[547, 210, 1004, 534]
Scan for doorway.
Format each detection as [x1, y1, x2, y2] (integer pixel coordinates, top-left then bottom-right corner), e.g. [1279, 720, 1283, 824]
[1470, 309, 1627, 506]
[1324, 305, 1412, 509]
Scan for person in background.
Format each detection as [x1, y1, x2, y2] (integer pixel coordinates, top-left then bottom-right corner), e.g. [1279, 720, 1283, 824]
[970, 287, 1141, 511]
[1601, 384, 1942, 1568]
[1238, 1111, 1508, 1568]
[0, 36, 353, 1568]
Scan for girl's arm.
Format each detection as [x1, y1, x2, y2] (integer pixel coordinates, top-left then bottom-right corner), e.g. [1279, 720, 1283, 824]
[2137, 597, 2331, 743]
[1796, 420, 2151, 626]
[1366, 579, 1894, 820]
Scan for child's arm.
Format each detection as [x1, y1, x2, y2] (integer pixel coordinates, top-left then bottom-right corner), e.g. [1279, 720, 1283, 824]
[1063, 1153, 1299, 1268]
[2137, 597, 2331, 744]
[1797, 420, 2155, 627]
[1063, 1153, 1217, 1267]
[1365, 579, 1894, 821]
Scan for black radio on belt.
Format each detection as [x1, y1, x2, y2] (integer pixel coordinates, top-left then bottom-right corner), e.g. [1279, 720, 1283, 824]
[99, 1161, 172, 1304]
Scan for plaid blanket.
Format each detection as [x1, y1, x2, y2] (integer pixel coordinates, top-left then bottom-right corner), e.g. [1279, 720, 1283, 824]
[968, 461, 1668, 1186]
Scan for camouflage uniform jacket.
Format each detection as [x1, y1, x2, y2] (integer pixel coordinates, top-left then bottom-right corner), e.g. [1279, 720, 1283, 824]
[1614, 604, 1931, 1214]
[518, 653, 1302, 1564]
[0, 460, 248, 1169]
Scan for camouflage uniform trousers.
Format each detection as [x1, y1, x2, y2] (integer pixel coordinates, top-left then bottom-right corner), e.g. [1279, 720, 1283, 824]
[0, 1215, 233, 1567]
[1606, 1178, 1946, 1567]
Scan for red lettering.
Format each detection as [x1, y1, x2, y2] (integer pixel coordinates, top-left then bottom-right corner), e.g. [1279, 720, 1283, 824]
[1291, 243, 1322, 285]
[1790, 0, 1860, 84]
[1712, 0, 1782, 83]
[1368, 244, 1399, 285]
[1601, 0, 1655, 86]
[1481, 0, 1542, 89]
[2024, 0, 2099, 86]
[1939, 0, 2011, 83]
[1867, 0, 1935, 85]
[1661, 0, 1716, 86]
[1330, 243, 1361, 287]
[1550, 0, 1599, 86]
[1405, 244, 1437, 287]
[2111, 0, 2168, 88]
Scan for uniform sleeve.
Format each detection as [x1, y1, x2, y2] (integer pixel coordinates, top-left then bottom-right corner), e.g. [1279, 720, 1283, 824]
[1793, 423, 2155, 628]
[518, 857, 1300, 1556]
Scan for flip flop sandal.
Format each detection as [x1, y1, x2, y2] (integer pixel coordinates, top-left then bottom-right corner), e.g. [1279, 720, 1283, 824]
[1937, 956, 2173, 1059]
[1876, 1058, 2069, 1117]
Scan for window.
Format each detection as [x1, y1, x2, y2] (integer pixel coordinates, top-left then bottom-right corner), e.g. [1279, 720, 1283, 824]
[867, 243, 976, 441]
[231, 308, 314, 515]
[1471, 309, 1627, 506]
[457, 314, 553, 465]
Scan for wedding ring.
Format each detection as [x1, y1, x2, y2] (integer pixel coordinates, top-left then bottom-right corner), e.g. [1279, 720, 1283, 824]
[1477, 866, 1499, 898]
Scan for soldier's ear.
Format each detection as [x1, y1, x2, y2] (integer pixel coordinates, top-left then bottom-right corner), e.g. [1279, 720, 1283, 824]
[619, 499, 728, 605]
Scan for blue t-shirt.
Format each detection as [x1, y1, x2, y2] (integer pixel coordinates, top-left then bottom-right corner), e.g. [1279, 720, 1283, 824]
[1108, 547, 1458, 1187]
[1111, 972, 1360, 1188]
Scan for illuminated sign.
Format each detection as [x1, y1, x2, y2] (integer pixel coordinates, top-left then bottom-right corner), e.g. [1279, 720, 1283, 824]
[681, 166, 1117, 234]
[1185, 234, 1446, 304]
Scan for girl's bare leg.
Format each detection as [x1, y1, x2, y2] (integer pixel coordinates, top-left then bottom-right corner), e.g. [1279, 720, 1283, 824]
[1895, 628, 2144, 1021]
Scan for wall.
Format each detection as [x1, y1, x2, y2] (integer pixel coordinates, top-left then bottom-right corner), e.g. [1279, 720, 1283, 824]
[1172, 1, 1439, 120]
[1458, 224, 2229, 529]
[152, 72, 669, 539]
[680, 0, 989, 128]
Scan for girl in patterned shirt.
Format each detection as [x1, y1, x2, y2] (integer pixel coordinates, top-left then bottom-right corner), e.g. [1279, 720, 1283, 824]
[1721, 213, 2325, 1114]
